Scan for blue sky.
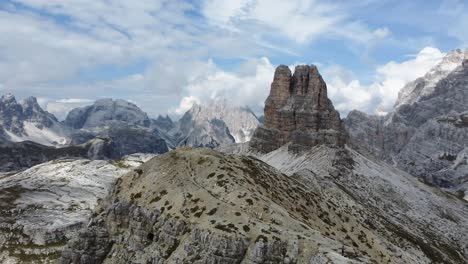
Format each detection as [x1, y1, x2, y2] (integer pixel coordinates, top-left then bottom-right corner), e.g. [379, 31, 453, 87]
[0, 0, 466, 119]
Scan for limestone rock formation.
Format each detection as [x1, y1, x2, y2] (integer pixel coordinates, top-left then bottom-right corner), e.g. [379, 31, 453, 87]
[64, 98, 151, 129]
[151, 115, 175, 132]
[61, 146, 468, 264]
[250, 65, 346, 153]
[345, 49, 468, 194]
[0, 154, 154, 264]
[170, 100, 260, 148]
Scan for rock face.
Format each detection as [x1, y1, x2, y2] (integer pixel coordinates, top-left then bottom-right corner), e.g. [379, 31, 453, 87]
[219, 144, 468, 264]
[0, 94, 69, 146]
[151, 115, 175, 132]
[65, 99, 169, 158]
[250, 65, 346, 153]
[0, 155, 154, 264]
[58, 148, 408, 264]
[171, 100, 260, 148]
[65, 99, 151, 129]
[61, 147, 468, 264]
[345, 49, 468, 194]
[70, 122, 169, 159]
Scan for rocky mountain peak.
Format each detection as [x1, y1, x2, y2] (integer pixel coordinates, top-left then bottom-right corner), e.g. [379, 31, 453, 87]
[171, 99, 260, 147]
[65, 98, 151, 129]
[152, 114, 174, 132]
[0, 93, 17, 105]
[395, 48, 468, 109]
[251, 64, 347, 153]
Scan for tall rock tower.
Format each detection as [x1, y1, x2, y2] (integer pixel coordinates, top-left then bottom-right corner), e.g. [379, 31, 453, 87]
[250, 65, 347, 153]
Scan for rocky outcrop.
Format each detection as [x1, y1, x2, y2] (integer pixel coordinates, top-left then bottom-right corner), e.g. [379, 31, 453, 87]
[0, 155, 154, 264]
[61, 146, 468, 264]
[59, 148, 415, 264]
[0, 141, 96, 172]
[220, 144, 468, 264]
[345, 49, 468, 192]
[250, 65, 346, 153]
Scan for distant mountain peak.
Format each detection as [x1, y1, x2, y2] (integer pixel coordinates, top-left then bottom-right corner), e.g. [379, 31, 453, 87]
[173, 99, 260, 147]
[1, 93, 17, 104]
[65, 98, 151, 129]
[395, 48, 468, 109]
[0, 93, 68, 146]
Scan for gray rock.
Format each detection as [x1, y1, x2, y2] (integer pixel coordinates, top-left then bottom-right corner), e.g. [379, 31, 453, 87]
[345, 49, 468, 191]
[250, 65, 347, 153]
[170, 100, 259, 148]
[65, 99, 151, 129]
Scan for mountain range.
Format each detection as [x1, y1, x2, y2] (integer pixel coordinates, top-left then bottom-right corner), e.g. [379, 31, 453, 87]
[0, 96, 260, 171]
[0, 49, 467, 263]
[345, 48, 468, 198]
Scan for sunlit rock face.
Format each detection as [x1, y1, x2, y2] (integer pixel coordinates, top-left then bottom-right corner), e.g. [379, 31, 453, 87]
[250, 65, 347, 153]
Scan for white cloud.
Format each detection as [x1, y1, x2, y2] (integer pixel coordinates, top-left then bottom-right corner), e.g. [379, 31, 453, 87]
[0, 1, 454, 121]
[56, 98, 94, 104]
[169, 47, 445, 118]
[172, 57, 275, 116]
[37, 98, 95, 120]
[324, 47, 446, 116]
[171, 96, 201, 115]
[372, 47, 445, 110]
[202, 0, 389, 44]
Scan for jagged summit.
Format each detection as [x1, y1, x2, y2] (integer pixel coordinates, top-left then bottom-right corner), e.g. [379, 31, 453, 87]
[171, 99, 260, 148]
[0, 94, 68, 146]
[250, 65, 347, 153]
[152, 114, 174, 132]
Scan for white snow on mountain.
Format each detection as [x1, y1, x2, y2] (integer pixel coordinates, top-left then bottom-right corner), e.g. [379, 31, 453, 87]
[395, 48, 468, 109]
[5, 121, 69, 146]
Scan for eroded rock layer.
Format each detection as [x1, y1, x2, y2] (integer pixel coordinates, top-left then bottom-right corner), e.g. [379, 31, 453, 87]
[250, 65, 346, 153]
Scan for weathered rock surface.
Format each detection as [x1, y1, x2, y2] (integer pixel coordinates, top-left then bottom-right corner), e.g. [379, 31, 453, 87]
[65, 99, 169, 158]
[64, 99, 151, 129]
[345, 49, 468, 194]
[0, 140, 99, 172]
[250, 65, 346, 153]
[219, 143, 468, 264]
[171, 100, 259, 148]
[151, 115, 175, 132]
[70, 122, 169, 159]
[0, 154, 154, 264]
[60, 148, 432, 264]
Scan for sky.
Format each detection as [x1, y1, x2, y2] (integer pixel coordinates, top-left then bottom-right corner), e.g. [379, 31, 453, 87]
[0, 0, 467, 120]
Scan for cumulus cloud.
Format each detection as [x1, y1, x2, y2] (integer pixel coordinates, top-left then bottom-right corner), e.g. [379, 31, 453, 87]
[171, 96, 201, 115]
[324, 47, 446, 116]
[165, 47, 446, 119]
[0, 1, 456, 121]
[170, 57, 275, 116]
